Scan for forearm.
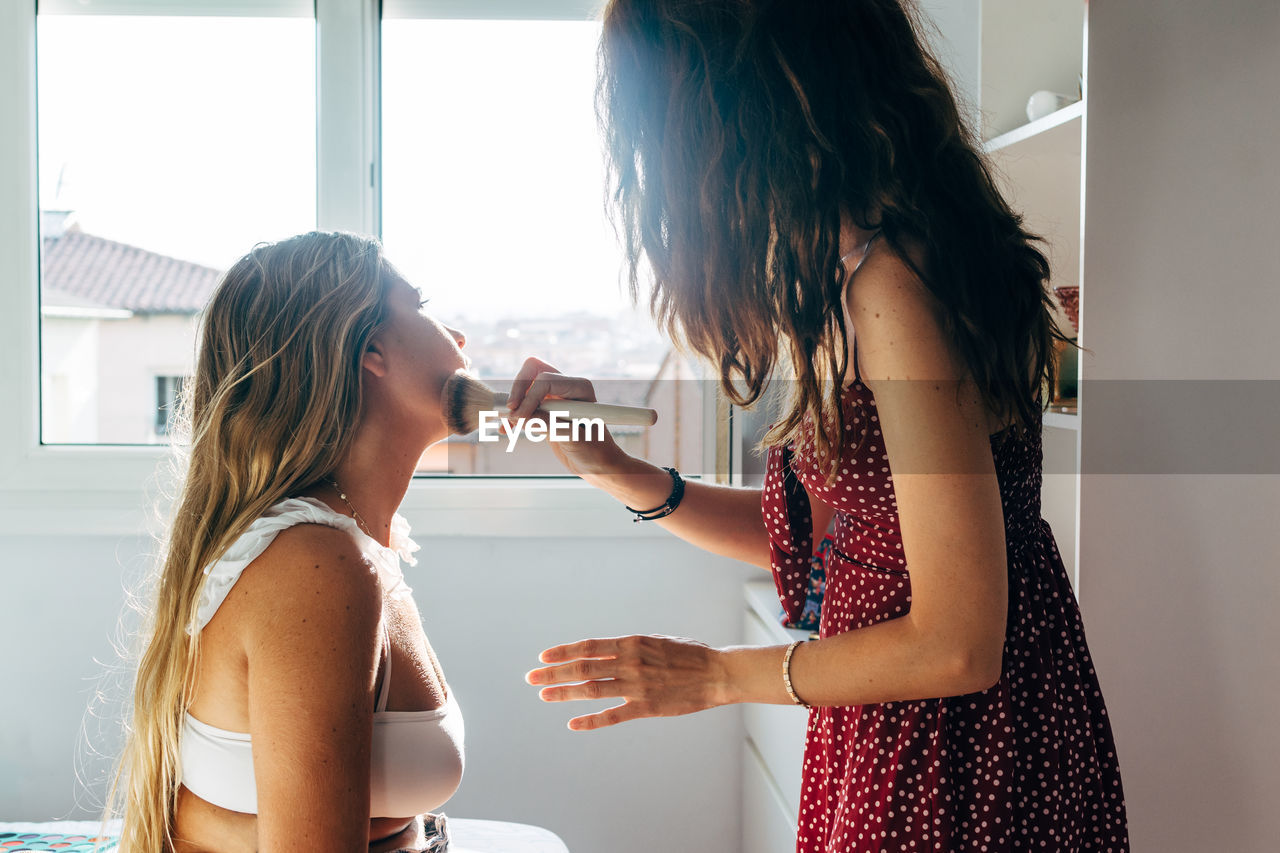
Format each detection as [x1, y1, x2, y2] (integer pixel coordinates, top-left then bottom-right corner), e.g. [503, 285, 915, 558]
[717, 613, 1001, 708]
[581, 452, 771, 569]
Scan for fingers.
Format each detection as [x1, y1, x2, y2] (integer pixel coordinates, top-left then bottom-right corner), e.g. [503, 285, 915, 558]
[537, 637, 623, 665]
[510, 373, 599, 421]
[506, 356, 598, 421]
[507, 356, 558, 411]
[537, 678, 627, 703]
[527, 635, 708, 731]
[526, 656, 621, 687]
[567, 701, 648, 731]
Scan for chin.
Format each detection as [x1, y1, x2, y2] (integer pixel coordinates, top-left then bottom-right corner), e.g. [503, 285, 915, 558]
[423, 417, 452, 448]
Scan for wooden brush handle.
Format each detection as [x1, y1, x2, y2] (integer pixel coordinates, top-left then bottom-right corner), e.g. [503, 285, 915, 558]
[490, 393, 658, 427]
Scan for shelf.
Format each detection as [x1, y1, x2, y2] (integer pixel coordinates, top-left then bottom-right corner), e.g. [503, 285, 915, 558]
[979, 0, 1085, 138]
[1044, 411, 1080, 430]
[983, 100, 1083, 156]
[984, 102, 1083, 301]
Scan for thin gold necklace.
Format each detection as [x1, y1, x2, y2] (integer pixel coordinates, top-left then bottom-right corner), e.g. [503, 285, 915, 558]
[325, 477, 376, 540]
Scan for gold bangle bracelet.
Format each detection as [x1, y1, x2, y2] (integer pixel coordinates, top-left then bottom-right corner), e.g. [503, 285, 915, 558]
[782, 640, 811, 708]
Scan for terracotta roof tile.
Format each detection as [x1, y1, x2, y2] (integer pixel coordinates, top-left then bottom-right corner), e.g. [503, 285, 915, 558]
[41, 230, 224, 314]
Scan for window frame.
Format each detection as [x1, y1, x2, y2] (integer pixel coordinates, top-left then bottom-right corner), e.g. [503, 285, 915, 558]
[0, 0, 730, 538]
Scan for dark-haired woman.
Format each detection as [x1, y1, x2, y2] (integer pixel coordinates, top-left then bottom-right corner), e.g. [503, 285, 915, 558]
[521, 1, 1128, 850]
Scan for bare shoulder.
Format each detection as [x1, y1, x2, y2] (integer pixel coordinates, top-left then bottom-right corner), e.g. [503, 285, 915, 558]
[233, 523, 384, 844]
[229, 523, 382, 651]
[843, 236, 965, 384]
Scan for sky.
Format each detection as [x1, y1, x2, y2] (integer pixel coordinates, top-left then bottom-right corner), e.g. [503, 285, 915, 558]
[37, 14, 642, 322]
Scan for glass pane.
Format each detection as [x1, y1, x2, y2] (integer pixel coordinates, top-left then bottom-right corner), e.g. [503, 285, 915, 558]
[382, 19, 706, 476]
[38, 13, 316, 444]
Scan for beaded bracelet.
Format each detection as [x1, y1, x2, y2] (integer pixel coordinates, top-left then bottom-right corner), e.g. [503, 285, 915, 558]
[783, 640, 811, 708]
[624, 466, 685, 522]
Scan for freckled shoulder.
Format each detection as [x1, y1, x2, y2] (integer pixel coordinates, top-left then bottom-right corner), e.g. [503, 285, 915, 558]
[228, 523, 382, 651]
[843, 239, 965, 385]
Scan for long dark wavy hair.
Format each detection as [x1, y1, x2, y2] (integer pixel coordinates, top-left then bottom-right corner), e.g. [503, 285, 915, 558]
[599, 0, 1067, 465]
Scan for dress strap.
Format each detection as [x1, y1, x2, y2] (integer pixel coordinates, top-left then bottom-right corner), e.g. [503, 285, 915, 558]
[846, 230, 881, 276]
[375, 622, 393, 713]
[842, 230, 881, 385]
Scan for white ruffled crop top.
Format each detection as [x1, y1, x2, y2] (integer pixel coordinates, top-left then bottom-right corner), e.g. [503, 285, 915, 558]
[180, 497, 465, 817]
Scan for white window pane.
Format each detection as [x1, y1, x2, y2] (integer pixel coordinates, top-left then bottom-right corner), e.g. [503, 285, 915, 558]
[37, 13, 316, 444]
[382, 18, 705, 476]
[381, 0, 599, 20]
[37, 1, 313, 17]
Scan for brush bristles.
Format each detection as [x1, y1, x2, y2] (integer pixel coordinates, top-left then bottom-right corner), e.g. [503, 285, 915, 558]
[442, 370, 505, 436]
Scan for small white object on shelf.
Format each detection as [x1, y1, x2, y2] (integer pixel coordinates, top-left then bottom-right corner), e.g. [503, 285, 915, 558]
[1026, 90, 1076, 122]
[1044, 411, 1080, 431]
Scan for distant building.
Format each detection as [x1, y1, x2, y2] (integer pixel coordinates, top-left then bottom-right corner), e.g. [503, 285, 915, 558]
[38, 212, 706, 472]
[40, 211, 221, 443]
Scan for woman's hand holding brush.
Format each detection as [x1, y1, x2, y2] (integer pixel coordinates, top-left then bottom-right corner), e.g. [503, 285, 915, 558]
[504, 356, 633, 479]
[440, 356, 657, 472]
[501, 357, 773, 568]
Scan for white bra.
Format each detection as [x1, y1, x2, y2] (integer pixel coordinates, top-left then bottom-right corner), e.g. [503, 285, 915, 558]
[180, 497, 464, 818]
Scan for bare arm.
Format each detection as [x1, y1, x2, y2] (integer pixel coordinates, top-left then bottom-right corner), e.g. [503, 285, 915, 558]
[507, 357, 772, 569]
[529, 246, 1009, 723]
[751, 242, 1008, 706]
[581, 453, 771, 568]
[237, 525, 383, 851]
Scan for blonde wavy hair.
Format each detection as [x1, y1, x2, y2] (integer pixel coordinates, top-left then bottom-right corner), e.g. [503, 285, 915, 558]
[106, 231, 393, 852]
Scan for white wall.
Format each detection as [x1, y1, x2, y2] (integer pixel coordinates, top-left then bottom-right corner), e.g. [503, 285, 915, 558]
[40, 316, 102, 443]
[96, 314, 199, 444]
[0, 521, 759, 853]
[1080, 2, 1280, 850]
[917, 0, 980, 130]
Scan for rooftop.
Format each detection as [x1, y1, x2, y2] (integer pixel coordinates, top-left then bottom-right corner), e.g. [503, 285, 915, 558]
[41, 226, 223, 315]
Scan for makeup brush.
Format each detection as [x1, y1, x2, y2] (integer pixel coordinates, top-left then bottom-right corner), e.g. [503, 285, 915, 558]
[442, 370, 659, 436]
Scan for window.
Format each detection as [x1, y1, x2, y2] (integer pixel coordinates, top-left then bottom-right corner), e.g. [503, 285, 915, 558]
[154, 375, 187, 438]
[36, 3, 316, 445]
[2, 0, 721, 500]
[381, 9, 708, 476]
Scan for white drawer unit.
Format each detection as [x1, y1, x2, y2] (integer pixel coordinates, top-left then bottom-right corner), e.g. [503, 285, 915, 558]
[743, 741, 801, 853]
[741, 581, 811, 849]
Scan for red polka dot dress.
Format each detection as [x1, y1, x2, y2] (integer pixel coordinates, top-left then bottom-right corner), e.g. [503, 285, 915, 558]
[762, 382, 1128, 852]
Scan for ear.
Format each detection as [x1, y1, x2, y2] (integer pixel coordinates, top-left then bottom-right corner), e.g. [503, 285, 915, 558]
[362, 338, 389, 378]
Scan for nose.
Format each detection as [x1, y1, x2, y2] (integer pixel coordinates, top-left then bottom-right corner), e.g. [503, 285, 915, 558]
[445, 325, 467, 349]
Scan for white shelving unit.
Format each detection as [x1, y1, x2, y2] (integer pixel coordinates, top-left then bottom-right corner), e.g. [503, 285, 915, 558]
[740, 582, 810, 853]
[980, 0, 1087, 586]
[1043, 411, 1080, 431]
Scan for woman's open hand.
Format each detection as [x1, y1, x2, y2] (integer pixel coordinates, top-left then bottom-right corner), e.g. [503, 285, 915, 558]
[526, 634, 732, 730]
[506, 356, 627, 477]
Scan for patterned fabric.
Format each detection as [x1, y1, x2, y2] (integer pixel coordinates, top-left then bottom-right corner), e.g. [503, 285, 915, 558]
[783, 533, 832, 633]
[0, 831, 117, 851]
[762, 381, 1129, 852]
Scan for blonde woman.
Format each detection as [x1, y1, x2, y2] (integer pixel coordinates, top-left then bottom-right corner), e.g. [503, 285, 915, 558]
[112, 232, 467, 852]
